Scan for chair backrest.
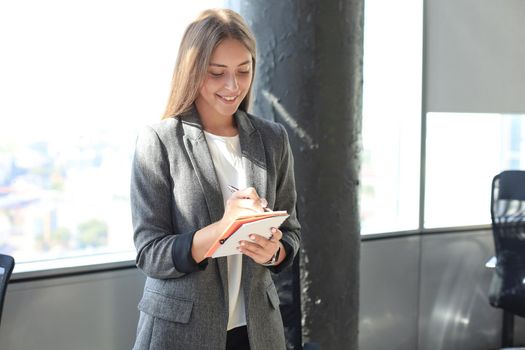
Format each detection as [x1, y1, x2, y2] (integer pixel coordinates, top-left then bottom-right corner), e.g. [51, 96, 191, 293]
[0, 254, 15, 327]
[489, 170, 525, 317]
[491, 170, 525, 259]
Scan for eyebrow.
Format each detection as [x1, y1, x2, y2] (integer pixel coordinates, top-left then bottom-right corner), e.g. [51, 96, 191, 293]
[209, 60, 251, 68]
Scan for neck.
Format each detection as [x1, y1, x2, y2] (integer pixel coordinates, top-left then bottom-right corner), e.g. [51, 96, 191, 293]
[195, 102, 238, 137]
[202, 120, 238, 137]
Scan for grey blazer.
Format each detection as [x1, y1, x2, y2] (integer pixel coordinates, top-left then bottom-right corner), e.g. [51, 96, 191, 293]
[130, 106, 301, 350]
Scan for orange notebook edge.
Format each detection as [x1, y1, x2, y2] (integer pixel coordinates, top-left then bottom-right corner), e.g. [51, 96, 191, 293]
[204, 211, 288, 258]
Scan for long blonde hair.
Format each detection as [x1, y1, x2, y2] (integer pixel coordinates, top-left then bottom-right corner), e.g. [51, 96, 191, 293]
[162, 9, 257, 119]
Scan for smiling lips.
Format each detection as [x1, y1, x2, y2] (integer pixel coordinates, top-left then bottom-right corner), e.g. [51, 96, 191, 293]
[217, 94, 239, 103]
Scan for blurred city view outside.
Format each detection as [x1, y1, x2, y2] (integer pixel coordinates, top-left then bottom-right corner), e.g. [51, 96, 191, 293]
[0, 0, 223, 266]
[0, 128, 135, 262]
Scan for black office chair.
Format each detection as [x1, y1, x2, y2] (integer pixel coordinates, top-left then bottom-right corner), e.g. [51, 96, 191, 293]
[488, 170, 525, 348]
[0, 253, 15, 328]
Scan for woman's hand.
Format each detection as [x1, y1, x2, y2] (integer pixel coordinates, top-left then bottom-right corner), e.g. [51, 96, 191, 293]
[218, 187, 267, 231]
[214, 186, 285, 266]
[193, 187, 266, 263]
[239, 227, 285, 266]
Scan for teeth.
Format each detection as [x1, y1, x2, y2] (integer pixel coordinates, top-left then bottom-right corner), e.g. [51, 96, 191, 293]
[221, 95, 236, 101]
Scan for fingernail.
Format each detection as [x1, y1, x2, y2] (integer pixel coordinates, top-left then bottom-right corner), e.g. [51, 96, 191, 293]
[249, 234, 255, 240]
[261, 198, 268, 208]
[271, 227, 277, 233]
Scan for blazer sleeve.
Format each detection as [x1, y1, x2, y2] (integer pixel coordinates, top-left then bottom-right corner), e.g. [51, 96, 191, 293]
[131, 126, 206, 279]
[269, 124, 301, 274]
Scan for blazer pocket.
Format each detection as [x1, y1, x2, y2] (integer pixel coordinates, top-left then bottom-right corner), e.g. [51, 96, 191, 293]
[138, 289, 193, 324]
[266, 282, 281, 310]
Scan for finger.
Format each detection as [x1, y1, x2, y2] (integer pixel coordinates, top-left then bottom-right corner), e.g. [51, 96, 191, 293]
[238, 241, 264, 259]
[239, 239, 277, 257]
[238, 247, 267, 264]
[238, 241, 275, 263]
[235, 187, 259, 200]
[239, 240, 266, 253]
[269, 228, 283, 241]
[235, 198, 256, 209]
[248, 234, 273, 248]
[230, 188, 268, 212]
[228, 198, 264, 213]
[243, 199, 267, 213]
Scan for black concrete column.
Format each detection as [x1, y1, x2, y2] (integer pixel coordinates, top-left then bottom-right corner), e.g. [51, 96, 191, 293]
[238, 1, 364, 349]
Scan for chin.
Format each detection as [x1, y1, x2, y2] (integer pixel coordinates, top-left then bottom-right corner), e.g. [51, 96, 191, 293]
[216, 105, 241, 117]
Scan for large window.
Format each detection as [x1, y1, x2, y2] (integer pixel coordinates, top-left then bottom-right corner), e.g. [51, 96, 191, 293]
[360, 0, 525, 235]
[425, 113, 525, 228]
[0, 1, 223, 271]
[360, 0, 423, 234]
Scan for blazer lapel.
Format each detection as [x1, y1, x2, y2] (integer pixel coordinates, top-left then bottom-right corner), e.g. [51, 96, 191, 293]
[235, 110, 268, 200]
[180, 108, 230, 302]
[181, 107, 225, 223]
[235, 110, 268, 299]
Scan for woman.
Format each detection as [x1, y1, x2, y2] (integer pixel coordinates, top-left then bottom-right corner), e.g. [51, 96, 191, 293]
[131, 8, 300, 350]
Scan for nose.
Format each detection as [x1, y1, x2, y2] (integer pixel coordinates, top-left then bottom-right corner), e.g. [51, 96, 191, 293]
[225, 72, 239, 91]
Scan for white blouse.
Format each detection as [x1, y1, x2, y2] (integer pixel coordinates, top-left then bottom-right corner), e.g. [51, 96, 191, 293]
[203, 130, 247, 331]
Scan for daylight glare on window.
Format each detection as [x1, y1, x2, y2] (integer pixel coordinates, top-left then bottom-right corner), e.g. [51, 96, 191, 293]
[425, 113, 525, 228]
[0, 0, 223, 267]
[359, 0, 423, 235]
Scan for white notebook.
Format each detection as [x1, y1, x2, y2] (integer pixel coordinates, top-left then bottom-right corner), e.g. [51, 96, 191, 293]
[210, 214, 289, 258]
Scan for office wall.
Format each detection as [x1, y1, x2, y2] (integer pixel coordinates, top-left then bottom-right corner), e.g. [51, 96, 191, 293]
[359, 235, 420, 349]
[2, 231, 524, 350]
[418, 230, 525, 349]
[359, 231, 525, 350]
[1, 269, 145, 350]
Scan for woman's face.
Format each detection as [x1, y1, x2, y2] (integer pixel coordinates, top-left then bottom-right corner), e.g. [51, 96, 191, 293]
[195, 38, 253, 120]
